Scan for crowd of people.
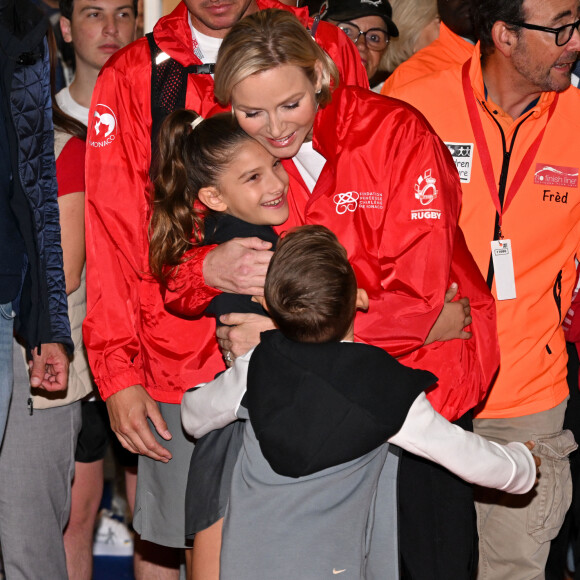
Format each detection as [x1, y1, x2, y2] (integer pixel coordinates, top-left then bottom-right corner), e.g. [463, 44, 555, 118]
[1, 0, 579, 579]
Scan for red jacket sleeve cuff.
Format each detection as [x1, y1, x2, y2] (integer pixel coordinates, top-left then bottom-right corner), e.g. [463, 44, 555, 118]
[96, 367, 145, 401]
[163, 244, 221, 316]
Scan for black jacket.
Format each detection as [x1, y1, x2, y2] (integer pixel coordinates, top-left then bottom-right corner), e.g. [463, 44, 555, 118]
[247, 330, 437, 477]
[0, 0, 72, 353]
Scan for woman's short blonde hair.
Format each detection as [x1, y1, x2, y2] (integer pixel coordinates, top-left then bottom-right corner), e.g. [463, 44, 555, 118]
[214, 9, 339, 107]
[382, 0, 439, 72]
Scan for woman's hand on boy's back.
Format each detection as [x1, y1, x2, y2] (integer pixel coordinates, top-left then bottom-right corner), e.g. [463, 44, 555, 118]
[203, 237, 273, 295]
[217, 313, 275, 364]
[425, 283, 472, 345]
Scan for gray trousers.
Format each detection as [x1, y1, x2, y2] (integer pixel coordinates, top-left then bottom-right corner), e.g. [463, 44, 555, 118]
[0, 342, 81, 580]
[0, 303, 15, 444]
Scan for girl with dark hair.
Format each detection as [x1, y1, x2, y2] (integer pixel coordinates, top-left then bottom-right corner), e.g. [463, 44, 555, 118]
[149, 110, 289, 284]
[149, 110, 290, 580]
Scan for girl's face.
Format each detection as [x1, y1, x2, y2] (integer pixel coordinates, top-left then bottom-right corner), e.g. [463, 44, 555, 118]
[202, 139, 290, 226]
[231, 63, 322, 159]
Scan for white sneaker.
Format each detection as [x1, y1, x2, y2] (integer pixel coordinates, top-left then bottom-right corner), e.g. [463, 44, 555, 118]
[93, 509, 134, 557]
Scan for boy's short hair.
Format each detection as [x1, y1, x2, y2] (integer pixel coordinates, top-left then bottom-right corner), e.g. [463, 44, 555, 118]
[265, 225, 358, 343]
[59, 0, 138, 21]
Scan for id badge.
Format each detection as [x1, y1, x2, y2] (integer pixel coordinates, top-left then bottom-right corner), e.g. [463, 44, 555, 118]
[491, 239, 516, 300]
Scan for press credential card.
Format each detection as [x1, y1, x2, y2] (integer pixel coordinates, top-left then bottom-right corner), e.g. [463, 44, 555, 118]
[491, 239, 516, 300]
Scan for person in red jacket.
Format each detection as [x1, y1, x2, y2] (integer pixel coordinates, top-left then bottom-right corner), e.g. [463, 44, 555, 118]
[83, 0, 366, 577]
[163, 9, 499, 579]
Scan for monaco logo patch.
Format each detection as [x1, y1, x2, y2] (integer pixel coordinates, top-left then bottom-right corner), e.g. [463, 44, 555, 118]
[332, 191, 384, 214]
[89, 104, 117, 148]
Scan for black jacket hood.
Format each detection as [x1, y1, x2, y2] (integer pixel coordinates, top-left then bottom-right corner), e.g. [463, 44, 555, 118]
[246, 330, 437, 478]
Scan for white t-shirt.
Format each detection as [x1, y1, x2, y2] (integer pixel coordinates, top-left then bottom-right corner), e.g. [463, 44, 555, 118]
[189, 15, 222, 66]
[56, 86, 90, 126]
[293, 141, 326, 193]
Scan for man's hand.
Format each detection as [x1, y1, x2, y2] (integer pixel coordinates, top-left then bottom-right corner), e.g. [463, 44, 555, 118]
[29, 343, 69, 391]
[425, 283, 472, 345]
[106, 384, 173, 462]
[217, 313, 275, 363]
[203, 237, 273, 296]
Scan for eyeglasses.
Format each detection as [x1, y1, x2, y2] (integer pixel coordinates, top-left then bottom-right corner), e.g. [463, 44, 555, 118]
[507, 18, 580, 46]
[336, 21, 390, 51]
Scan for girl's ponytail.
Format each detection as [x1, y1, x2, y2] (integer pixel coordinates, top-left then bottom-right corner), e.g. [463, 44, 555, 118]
[149, 109, 207, 282]
[149, 109, 252, 283]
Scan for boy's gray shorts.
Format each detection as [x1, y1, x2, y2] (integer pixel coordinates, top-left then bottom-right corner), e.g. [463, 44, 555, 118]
[133, 401, 195, 548]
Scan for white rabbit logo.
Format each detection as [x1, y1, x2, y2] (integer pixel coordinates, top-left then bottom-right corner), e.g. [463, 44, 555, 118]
[90, 105, 118, 148]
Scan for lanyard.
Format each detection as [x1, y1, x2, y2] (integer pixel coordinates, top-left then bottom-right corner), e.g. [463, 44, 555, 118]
[461, 59, 558, 227]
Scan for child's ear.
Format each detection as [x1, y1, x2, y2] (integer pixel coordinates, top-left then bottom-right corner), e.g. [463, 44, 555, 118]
[356, 288, 369, 311]
[199, 186, 228, 212]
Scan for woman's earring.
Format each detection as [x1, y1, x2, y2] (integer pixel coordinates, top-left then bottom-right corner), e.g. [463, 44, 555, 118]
[315, 89, 322, 111]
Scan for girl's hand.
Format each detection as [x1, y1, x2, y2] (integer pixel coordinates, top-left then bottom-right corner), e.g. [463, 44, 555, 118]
[425, 283, 472, 344]
[217, 313, 275, 364]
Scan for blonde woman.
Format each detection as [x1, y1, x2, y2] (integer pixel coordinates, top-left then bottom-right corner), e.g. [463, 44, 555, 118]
[167, 8, 498, 579]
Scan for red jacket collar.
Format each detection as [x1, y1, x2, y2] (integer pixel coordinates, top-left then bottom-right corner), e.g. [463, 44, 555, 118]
[152, 0, 312, 67]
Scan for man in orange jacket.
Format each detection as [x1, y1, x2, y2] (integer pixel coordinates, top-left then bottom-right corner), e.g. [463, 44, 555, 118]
[390, 0, 580, 577]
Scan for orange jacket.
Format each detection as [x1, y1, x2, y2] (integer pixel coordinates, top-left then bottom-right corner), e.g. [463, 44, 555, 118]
[381, 23, 473, 96]
[391, 44, 580, 419]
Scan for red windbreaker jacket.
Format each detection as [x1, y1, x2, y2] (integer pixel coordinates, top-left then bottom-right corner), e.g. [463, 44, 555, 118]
[166, 87, 499, 421]
[83, 1, 368, 403]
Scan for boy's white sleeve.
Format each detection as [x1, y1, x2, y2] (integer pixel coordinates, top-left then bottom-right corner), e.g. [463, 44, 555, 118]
[181, 349, 253, 439]
[389, 393, 536, 494]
